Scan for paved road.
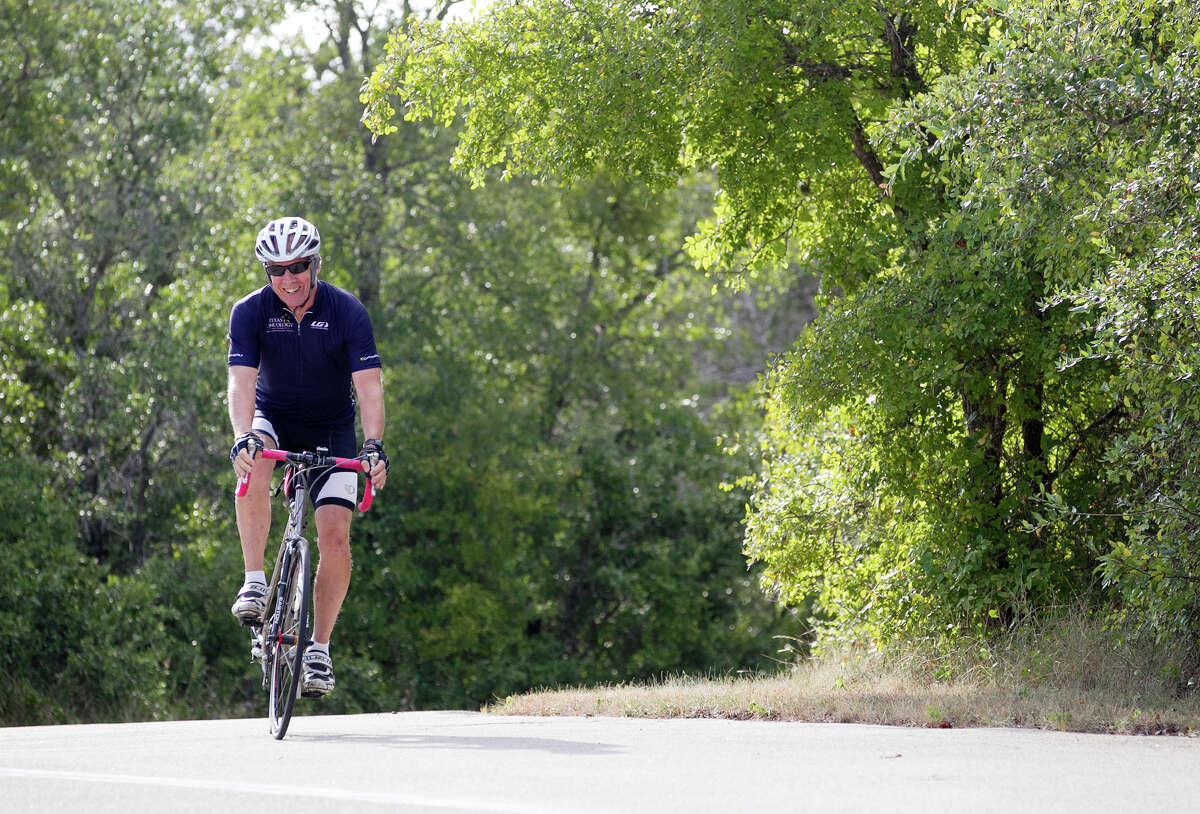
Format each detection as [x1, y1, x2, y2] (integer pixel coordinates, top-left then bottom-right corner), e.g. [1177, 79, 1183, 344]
[2, 711, 1198, 812]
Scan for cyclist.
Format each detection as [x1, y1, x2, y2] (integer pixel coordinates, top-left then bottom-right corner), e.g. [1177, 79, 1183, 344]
[227, 216, 388, 697]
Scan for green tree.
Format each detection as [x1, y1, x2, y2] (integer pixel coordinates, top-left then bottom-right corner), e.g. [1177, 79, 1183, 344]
[197, 0, 801, 711]
[362, 0, 1200, 647]
[0, 0, 269, 570]
[0, 0, 816, 723]
[364, 0, 980, 278]
[358, 0, 1000, 641]
[0, 0, 278, 722]
[1005, 2, 1200, 644]
[735, 0, 1200, 642]
[330, 167, 799, 709]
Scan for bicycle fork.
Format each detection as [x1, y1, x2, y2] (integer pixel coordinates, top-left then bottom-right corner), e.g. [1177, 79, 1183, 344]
[251, 535, 311, 685]
[250, 540, 295, 680]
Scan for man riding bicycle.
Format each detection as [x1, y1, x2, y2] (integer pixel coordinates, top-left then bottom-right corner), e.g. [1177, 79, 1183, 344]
[227, 216, 388, 697]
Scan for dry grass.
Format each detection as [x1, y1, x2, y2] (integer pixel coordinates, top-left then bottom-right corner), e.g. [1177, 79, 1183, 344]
[489, 611, 1200, 735]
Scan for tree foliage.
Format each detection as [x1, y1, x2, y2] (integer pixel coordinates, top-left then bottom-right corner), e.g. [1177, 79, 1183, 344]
[9, 0, 1200, 724]
[1, 0, 799, 722]
[1, 0, 268, 570]
[364, 0, 981, 279]
[762, 0, 1200, 642]
[1013, 1, 1200, 641]
[365, 0, 1200, 657]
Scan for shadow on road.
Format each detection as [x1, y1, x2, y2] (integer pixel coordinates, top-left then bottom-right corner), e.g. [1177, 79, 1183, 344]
[285, 732, 623, 756]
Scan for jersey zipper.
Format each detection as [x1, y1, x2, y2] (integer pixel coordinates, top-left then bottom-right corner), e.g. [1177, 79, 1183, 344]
[294, 303, 320, 380]
[285, 284, 319, 383]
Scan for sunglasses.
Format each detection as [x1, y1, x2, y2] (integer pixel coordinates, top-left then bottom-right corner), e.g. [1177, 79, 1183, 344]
[264, 258, 313, 277]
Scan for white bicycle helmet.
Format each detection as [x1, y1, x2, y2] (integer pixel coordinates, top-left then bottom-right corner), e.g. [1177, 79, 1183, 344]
[254, 217, 321, 264]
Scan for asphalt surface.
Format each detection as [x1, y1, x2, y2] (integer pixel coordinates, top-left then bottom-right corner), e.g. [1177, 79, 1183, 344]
[2, 711, 1199, 812]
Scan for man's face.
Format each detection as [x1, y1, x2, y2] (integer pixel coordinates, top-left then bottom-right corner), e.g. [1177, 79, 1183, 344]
[266, 257, 316, 309]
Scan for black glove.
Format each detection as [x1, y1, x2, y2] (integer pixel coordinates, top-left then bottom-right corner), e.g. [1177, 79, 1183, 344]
[230, 431, 264, 464]
[359, 438, 390, 474]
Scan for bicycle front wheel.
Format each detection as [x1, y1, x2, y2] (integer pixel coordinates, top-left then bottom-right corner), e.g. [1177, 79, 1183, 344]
[267, 537, 311, 739]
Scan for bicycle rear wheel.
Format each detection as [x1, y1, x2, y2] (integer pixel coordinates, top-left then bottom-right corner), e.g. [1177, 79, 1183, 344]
[267, 537, 311, 739]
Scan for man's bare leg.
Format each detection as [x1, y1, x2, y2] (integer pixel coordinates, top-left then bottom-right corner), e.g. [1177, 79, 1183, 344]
[302, 504, 352, 696]
[231, 439, 276, 622]
[311, 504, 353, 642]
[235, 449, 276, 571]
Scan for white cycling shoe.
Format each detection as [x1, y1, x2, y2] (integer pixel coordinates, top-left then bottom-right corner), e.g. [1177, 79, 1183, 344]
[301, 649, 335, 698]
[231, 582, 269, 626]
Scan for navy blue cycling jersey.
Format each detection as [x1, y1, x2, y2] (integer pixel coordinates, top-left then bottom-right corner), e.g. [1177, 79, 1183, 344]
[227, 281, 381, 424]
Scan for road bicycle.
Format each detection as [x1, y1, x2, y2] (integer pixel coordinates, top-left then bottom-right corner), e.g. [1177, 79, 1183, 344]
[235, 446, 374, 739]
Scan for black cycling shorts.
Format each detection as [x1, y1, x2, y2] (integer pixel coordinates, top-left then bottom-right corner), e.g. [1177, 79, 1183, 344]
[252, 410, 358, 511]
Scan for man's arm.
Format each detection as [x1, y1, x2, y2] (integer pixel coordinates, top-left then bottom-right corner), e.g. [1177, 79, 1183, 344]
[227, 364, 262, 478]
[352, 367, 385, 441]
[228, 365, 260, 436]
[352, 367, 387, 489]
